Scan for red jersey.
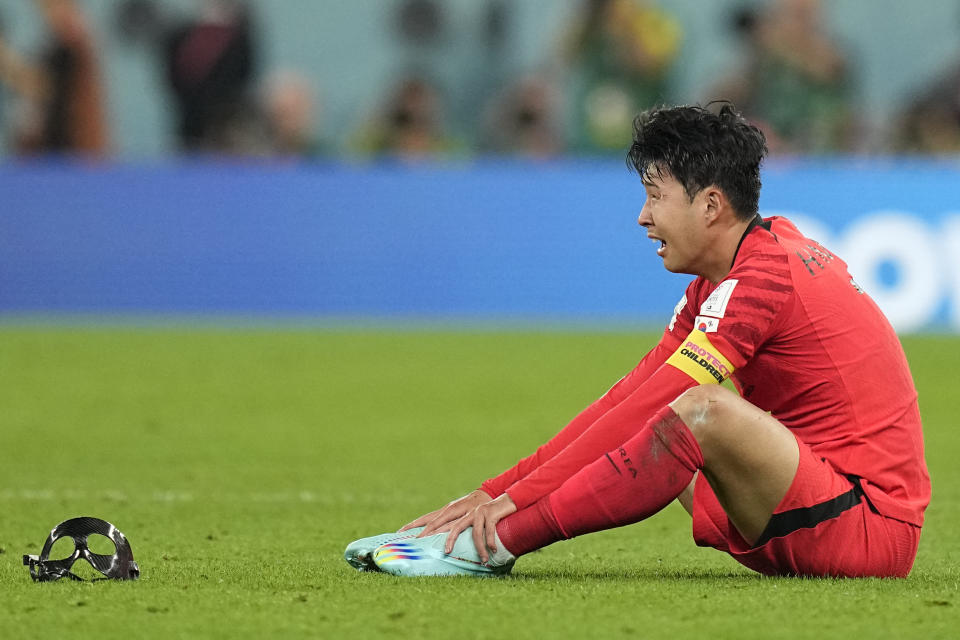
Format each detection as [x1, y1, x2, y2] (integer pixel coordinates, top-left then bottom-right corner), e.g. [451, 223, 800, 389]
[482, 217, 930, 527]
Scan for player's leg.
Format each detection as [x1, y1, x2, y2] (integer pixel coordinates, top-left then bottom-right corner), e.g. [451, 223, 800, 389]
[374, 383, 911, 578]
[496, 400, 708, 555]
[497, 384, 798, 556]
[669, 384, 799, 545]
[676, 475, 696, 516]
[687, 426, 921, 578]
[370, 400, 709, 577]
[374, 384, 798, 575]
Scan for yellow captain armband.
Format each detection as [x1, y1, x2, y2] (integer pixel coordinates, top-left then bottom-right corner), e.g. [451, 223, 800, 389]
[665, 329, 736, 385]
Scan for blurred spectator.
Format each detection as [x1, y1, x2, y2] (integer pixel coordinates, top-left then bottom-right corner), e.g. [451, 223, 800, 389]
[258, 70, 326, 159]
[461, 0, 515, 150]
[351, 75, 460, 159]
[161, 0, 258, 153]
[480, 74, 565, 158]
[565, 0, 682, 153]
[0, 0, 109, 157]
[711, 0, 857, 153]
[895, 62, 960, 153]
[707, 7, 761, 114]
[395, 0, 446, 49]
[114, 0, 165, 46]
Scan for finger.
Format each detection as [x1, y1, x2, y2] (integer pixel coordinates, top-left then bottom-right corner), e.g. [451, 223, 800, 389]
[432, 521, 454, 534]
[420, 508, 455, 537]
[409, 516, 437, 538]
[421, 512, 454, 537]
[444, 515, 471, 555]
[485, 515, 498, 554]
[424, 501, 475, 536]
[398, 519, 422, 532]
[399, 508, 441, 532]
[421, 518, 455, 538]
[473, 514, 489, 564]
[443, 516, 470, 554]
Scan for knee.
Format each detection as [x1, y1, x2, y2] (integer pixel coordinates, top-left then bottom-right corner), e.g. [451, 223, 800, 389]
[668, 385, 735, 441]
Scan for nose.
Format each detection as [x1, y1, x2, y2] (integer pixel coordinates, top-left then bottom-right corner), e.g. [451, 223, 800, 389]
[637, 202, 652, 228]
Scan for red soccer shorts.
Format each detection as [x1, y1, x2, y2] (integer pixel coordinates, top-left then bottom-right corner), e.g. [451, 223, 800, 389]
[691, 434, 921, 577]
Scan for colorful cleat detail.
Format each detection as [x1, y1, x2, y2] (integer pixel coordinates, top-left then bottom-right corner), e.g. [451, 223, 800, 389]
[371, 528, 515, 577]
[344, 527, 425, 572]
[372, 542, 425, 564]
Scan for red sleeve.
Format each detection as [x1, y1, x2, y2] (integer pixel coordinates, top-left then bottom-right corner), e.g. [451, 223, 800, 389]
[479, 339, 674, 499]
[480, 282, 701, 504]
[503, 363, 698, 509]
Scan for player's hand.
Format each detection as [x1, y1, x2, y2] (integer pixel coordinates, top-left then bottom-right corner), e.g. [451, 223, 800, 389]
[444, 493, 517, 564]
[399, 489, 492, 537]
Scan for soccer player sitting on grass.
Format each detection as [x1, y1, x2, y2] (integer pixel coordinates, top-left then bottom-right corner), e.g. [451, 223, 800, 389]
[345, 104, 930, 578]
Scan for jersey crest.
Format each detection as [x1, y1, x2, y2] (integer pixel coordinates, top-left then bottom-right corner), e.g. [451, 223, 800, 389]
[700, 279, 738, 318]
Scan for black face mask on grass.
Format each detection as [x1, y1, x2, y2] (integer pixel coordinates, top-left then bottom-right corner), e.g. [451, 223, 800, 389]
[23, 517, 139, 582]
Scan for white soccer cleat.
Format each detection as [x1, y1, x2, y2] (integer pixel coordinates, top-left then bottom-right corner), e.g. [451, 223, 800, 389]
[371, 528, 515, 577]
[344, 527, 424, 572]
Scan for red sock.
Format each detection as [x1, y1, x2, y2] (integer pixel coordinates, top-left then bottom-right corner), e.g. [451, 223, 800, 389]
[497, 406, 702, 556]
[496, 494, 564, 556]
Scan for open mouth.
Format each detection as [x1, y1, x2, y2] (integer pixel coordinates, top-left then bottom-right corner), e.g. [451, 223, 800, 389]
[650, 236, 666, 256]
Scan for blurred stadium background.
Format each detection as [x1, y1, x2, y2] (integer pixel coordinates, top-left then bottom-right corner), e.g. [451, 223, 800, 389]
[2, 5, 959, 635]
[2, 0, 960, 329]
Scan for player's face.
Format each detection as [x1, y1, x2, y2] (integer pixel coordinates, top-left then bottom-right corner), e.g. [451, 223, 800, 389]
[637, 171, 709, 275]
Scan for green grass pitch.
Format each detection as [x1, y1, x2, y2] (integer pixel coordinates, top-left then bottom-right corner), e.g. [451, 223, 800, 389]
[0, 327, 957, 638]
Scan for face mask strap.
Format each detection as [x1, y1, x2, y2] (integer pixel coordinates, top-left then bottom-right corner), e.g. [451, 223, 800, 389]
[23, 555, 86, 582]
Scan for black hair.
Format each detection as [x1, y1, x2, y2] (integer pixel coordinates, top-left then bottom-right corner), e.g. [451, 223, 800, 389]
[626, 103, 767, 221]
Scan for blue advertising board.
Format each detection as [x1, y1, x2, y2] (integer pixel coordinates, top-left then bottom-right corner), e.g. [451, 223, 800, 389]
[1, 159, 958, 331]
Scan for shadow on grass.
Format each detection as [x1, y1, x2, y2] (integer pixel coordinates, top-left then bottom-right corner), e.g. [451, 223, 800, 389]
[509, 566, 759, 582]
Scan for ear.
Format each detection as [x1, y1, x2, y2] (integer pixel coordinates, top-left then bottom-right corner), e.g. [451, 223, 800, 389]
[701, 186, 724, 224]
